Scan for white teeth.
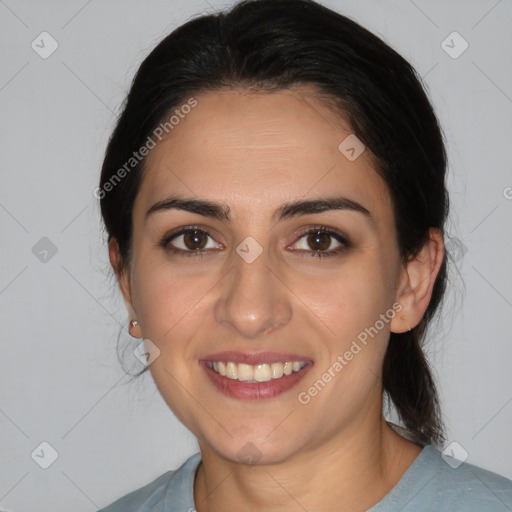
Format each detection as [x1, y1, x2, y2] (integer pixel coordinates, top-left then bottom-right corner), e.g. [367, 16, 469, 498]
[292, 361, 302, 372]
[254, 364, 272, 382]
[270, 362, 284, 379]
[237, 363, 254, 382]
[208, 360, 307, 381]
[226, 362, 238, 380]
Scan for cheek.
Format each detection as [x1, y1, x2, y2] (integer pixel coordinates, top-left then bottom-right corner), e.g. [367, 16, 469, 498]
[293, 262, 396, 410]
[289, 258, 395, 344]
[130, 263, 214, 428]
[131, 260, 214, 349]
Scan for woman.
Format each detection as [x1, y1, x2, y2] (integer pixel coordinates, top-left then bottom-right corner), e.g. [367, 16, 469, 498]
[97, 0, 512, 510]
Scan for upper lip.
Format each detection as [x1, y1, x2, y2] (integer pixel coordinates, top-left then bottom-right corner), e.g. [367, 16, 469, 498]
[200, 351, 313, 365]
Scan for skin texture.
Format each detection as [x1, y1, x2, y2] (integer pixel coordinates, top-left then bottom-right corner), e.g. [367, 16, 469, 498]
[110, 87, 444, 512]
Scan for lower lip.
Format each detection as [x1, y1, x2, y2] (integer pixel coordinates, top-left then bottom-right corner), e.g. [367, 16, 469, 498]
[199, 361, 313, 400]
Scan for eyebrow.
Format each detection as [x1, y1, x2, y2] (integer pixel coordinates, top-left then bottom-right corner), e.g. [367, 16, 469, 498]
[145, 195, 371, 223]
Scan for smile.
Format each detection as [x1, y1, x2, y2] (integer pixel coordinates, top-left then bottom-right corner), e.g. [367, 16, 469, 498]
[200, 353, 313, 400]
[206, 360, 308, 382]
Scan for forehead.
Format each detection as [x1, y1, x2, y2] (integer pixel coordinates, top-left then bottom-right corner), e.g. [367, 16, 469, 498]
[135, 87, 392, 224]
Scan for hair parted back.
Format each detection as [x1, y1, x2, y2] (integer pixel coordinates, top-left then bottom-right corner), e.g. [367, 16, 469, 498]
[100, 0, 449, 447]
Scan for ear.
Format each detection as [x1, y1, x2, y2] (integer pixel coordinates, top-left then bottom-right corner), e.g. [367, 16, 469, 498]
[108, 238, 142, 338]
[390, 228, 445, 334]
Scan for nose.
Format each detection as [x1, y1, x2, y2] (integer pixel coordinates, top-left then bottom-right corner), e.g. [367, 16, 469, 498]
[213, 245, 293, 339]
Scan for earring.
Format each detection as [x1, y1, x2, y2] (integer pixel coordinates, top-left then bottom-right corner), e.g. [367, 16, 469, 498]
[400, 315, 412, 333]
[129, 319, 140, 338]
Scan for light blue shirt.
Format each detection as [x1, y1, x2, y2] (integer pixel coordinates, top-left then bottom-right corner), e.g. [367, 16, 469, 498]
[98, 444, 512, 511]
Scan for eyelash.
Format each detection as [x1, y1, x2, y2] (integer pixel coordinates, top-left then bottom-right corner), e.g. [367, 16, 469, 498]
[159, 224, 351, 259]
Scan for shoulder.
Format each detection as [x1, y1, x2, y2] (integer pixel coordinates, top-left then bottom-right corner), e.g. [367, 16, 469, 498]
[427, 446, 512, 510]
[97, 453, 201, 512]
[378, 445, 512, 512]
[97, 471, 173, 512]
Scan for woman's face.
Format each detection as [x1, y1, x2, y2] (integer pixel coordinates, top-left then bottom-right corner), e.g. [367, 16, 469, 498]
[119, 87, 409, 463]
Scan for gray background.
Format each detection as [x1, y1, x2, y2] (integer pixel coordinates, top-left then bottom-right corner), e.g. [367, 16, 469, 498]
[0, 0, 511, 510]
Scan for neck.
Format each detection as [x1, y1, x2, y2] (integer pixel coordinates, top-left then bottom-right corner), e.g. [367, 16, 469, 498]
[193, 419, 422, 512]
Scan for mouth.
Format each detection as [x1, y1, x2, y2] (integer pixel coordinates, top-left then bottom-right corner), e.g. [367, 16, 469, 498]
[206, 360, 308, 382]
[199, 352, 313, 400]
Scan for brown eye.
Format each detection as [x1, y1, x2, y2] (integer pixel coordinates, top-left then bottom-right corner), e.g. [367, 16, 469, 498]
[182, 230, 208, 250]
[162, 227, 223, 256]
[289, 226, 350, 258]
[306, 231, 332, 251]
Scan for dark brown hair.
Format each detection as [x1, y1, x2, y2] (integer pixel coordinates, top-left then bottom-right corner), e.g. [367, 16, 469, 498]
[99, 0, 449, 446]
